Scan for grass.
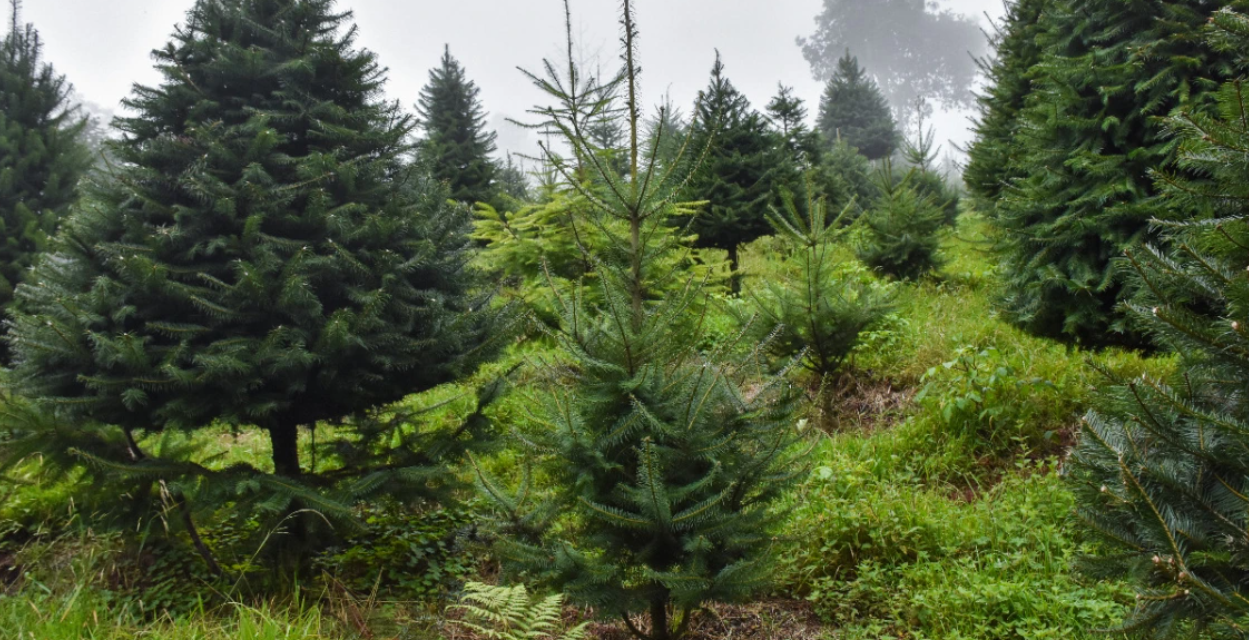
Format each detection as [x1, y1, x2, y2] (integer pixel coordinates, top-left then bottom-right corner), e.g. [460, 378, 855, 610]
[0, 590, 332, 640]
[0, 213, 1168, 639]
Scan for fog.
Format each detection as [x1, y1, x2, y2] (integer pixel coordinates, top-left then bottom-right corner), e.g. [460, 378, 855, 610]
[22, 0, 1005, 161]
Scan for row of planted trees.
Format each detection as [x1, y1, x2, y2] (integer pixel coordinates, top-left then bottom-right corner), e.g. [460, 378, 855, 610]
[969, 0, 1249, 635]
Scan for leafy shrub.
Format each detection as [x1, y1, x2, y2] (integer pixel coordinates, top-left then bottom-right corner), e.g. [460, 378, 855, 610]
[313, 501, 477, 600]
[451, 582, 587, 640]
[782, 440, 1129, 639]
[855, 162, 946, 280]
[915, 346, 1055, 460]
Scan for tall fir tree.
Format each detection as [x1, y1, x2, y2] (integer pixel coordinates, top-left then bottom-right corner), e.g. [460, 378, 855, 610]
[684, 54, 789, 278]
[1069, 12, 1249, 636]
[0, 1, 90, 330]
[816, 51, 898, 161]
[4, 0, 504, 533]
[417, 45, 499, 206]
[987, 0, 1249, 346]
[477, 3, 807, 638]
[964, 0, 1048, 209]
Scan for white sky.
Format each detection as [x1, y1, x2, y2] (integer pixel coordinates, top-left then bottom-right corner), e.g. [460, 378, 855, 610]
[22, 0, 1003, 162]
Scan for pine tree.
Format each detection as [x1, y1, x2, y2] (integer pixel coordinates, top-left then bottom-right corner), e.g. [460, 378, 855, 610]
[1069, 12, 1249, 636]
[766, 84, 820, 167]
[816, 51, 898, 161]
[902, 106, 959, 225]
[964, 0, 1048, 209]
[417, 45, 499, 206]
[684, 54, 788, 278]
[0, 1, 90, 329]
[476, 3, 807, 638]
[4, 0, 504, 540]
[988, 0, 1249, 346]
[814, 140, 875, 219]
[745, 188, 894, 379]
[856, 162, 946, 280]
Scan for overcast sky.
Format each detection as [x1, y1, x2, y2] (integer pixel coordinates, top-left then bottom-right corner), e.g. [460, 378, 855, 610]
[22, 0, 1003, 162]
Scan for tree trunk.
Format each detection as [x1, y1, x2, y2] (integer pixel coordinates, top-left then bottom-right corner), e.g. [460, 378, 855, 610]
[269, 418, 302, 477]
[650, 593, 670, 640]
[728, 243, 741, 294]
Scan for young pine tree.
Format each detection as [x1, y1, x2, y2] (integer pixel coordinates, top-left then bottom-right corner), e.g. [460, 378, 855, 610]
[902, 106, 959, 225]
[989, 0, 1249, 346]
[1069, 11, 1249, 636]
[5, 0, 503, 519]
[477, 4, 807, 639]
[0, 1, 90, 327]
[856, 162, 946, 280]
[746, 188, 894, 379]
[417, 45, 499, 206]
[816, 51, 898, 161]
[684, 54, 789, 279]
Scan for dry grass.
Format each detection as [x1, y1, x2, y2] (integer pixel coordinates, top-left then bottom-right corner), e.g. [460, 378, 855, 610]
[809, 373, 915, 434]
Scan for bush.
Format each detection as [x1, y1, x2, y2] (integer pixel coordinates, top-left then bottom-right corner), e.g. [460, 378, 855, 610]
[915, 346, 1055, 461]
[313, 502, 477, 601]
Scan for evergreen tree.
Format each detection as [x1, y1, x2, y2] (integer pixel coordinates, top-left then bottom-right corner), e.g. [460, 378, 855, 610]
[814, 140, 875, 219]
[417, 45, 499, 206]
[477, 4, 807, 638]
[745, 188, 894, 378]
[643, 94, 689, 176]
[988, 0, 1249, 346]
[964, 0, 1048, 209]
[816, 51, 898, 161]
[766, 84, 821, 167]
[902, 107, 959, 225]
[4, 0, 504, 536]
[1070, 12, 1249, 636]
[856, 162, 945, 280]
[495, 153, 532, 204]
[684, 54, 788, 278]
[0, 1, 90, 329]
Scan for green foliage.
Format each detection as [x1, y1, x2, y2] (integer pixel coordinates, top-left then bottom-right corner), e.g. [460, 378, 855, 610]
[855, 163, 946, 280]
[901, 111, 960, 226]
[1069, 11, 1249, 637]
[475, 7, 808, 640]
[0, 2, 90, 330]
[314, 501, 476, 600]
[786, 450, 1128, 639]
[473, 187, 728, 328]
[964, 0, 1048, 209]
[983, 0, 1249, 346]
[743, 191, 894, 378]
[915, 346, 1054, 461]
[765, 84, 821, 168]
[815, 51, 898, 161]
[812, 140, 876, 219]
[451, 582, 588, 640]
[3, 0, 507, 569]
[0, 589, 331, 640]
[417, 45, 499, 207]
